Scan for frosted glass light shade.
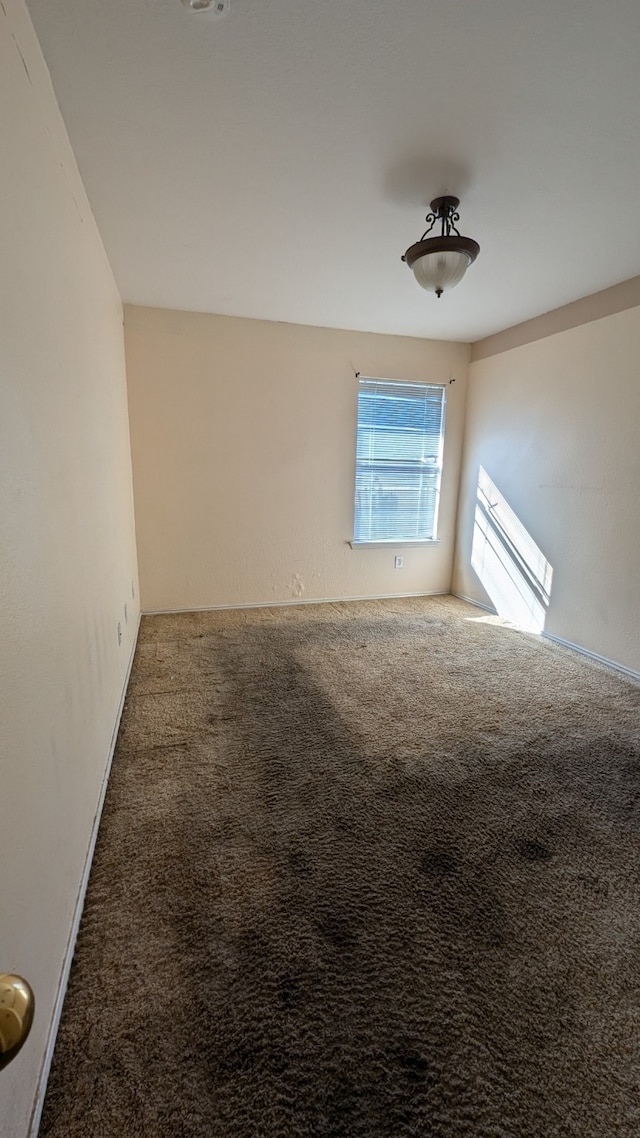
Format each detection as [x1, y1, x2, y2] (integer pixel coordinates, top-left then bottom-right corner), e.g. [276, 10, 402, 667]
[403, 227, 480, 298]
[412, 249, 471, 294]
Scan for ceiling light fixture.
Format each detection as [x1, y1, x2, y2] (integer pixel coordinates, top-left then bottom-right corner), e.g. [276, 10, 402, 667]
[180, 0, 230, 16]
[402, 196, 479, 298]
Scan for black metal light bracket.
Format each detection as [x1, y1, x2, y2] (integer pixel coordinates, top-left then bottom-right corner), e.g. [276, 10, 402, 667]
[419, 196, 462, 240]
[401, 195, 480, 297]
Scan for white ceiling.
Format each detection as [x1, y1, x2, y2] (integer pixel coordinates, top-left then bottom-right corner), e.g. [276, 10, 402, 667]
[26, 0, 640, 342]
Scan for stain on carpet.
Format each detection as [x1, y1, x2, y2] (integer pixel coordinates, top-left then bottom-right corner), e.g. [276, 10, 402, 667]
[39, 597, 640, 1137]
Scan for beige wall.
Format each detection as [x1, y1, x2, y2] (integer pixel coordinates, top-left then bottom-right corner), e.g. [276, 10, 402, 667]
[0, 2, 139, 1133]
[125, 306, 470, 612]
[454, 305, 640, 674]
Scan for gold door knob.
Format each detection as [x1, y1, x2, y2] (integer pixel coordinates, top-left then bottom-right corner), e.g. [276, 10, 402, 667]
[0, 975, 35, 1071]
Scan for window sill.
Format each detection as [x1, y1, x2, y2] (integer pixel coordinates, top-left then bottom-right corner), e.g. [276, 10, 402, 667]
[348, 539, 441, 549]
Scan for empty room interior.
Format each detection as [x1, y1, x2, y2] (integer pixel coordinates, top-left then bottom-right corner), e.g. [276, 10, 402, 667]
[2, 0, 640, 1134]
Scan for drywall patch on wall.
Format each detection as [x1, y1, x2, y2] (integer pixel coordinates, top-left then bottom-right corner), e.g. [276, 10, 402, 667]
[290, 573, 305, 599]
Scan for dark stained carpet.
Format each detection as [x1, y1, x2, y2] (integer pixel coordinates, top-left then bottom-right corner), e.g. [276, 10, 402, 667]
[40, 596, 640, 1137]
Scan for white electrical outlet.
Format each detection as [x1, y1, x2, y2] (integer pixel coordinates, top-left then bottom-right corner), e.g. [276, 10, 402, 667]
[394, 555, 404, 569]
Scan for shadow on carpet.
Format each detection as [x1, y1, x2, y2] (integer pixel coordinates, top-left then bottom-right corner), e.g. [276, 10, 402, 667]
[40, 597, 640, 1137]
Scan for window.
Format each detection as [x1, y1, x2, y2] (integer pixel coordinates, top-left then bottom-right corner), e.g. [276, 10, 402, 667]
[353, 378, 446, 543]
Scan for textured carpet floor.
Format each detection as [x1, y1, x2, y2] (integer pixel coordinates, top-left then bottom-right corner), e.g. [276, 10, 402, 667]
[40, 596, 640, 1137]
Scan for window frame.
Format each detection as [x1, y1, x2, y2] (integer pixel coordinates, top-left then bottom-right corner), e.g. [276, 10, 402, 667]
[350, 376, 446, 547]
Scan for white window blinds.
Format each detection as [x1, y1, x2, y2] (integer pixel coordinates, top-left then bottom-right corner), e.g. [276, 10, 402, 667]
[353, 378, 446, 543]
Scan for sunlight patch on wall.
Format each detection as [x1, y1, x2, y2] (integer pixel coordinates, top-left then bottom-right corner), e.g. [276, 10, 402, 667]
[471, 466, 553, 633]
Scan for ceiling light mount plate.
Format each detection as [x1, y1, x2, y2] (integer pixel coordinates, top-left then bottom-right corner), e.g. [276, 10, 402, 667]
[180, 0, 230, 16]
[429, 195, 461, 217]
[402, 194, 479, 298]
